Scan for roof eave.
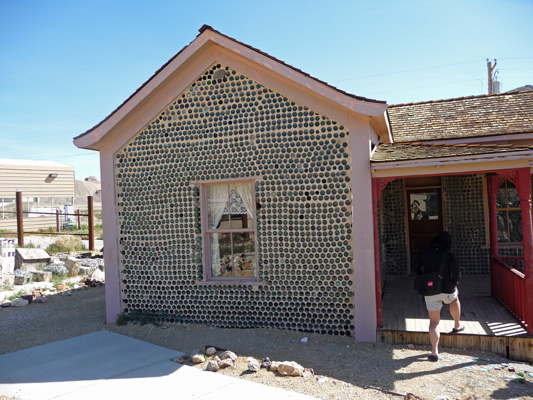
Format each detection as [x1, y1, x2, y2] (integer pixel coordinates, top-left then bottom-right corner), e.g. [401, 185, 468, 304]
[371, 150, 533, 174]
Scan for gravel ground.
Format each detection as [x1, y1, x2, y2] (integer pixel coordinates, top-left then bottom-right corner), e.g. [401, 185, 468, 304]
[1, 286, 532, 400]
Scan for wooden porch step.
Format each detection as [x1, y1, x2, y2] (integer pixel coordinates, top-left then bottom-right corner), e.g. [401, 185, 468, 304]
[381, 275, 532, 361]
[377, 330, 533, 362]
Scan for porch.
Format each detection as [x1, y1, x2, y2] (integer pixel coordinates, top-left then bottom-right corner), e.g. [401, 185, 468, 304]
[378, 275, 533, 361]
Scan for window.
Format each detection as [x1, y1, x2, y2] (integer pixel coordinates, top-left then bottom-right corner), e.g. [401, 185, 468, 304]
[496, 180, 522, 243]
[200, 180, 257, 281]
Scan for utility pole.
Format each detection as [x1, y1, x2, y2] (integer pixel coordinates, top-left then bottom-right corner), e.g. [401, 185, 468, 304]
[487, 59, 497, 94]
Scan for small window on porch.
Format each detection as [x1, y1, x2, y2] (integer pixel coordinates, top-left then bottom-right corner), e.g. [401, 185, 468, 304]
[200, 180, 258, 281]
[496, 180, 522, 243]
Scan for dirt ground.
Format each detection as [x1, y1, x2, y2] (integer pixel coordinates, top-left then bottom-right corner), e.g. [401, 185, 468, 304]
[1, 286, 532, 400]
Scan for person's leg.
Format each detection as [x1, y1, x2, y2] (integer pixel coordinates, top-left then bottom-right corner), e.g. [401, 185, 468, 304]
[428, 309, 441, 357]
[450, 297, 462, 330]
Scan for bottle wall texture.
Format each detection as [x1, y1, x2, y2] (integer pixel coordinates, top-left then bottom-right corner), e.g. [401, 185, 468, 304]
[114, 63, 356, 336]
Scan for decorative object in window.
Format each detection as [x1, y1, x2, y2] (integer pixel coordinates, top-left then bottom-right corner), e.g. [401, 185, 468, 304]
[201, 180, 257, 280]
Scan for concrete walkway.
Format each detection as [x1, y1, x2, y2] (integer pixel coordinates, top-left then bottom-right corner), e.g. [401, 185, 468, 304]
[0, 331, 318, 400]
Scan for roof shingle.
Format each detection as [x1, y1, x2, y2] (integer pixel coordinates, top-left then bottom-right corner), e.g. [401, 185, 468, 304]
[387, 90, 533, 142]
[371, 142, 533, 163]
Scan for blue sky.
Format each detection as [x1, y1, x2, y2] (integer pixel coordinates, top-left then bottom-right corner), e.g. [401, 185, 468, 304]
[1, 0, 532, 180]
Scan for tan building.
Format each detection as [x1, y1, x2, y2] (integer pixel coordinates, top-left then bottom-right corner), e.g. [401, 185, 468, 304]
[0, 159, 75, 231]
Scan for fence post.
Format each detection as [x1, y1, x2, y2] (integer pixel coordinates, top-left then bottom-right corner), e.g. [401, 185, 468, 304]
[77, 209, 81, 229]
[56, 209, 61, 232]
[16, 191, 24, 247]
[88, 196, 94, 251]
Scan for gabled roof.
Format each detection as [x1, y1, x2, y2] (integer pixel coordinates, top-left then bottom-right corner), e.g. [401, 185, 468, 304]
[388, 90, 533, 143]
[74, 26, 389, 150]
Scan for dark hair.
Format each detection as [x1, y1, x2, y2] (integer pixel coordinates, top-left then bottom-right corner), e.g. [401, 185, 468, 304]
[431, 231, 452, 251]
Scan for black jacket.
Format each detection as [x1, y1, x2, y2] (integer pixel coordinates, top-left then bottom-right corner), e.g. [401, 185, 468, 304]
[413, 245, 460, 294]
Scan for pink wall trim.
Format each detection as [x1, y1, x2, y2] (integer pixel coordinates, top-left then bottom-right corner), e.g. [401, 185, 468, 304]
[349, 116, 377, 342]
[99, 146, 121, 323]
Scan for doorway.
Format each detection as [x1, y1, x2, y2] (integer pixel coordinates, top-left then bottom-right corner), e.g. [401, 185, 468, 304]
[407, 187, 444, 269]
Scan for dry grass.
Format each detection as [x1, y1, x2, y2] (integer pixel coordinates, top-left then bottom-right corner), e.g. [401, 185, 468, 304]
[45, 235, 84, 254]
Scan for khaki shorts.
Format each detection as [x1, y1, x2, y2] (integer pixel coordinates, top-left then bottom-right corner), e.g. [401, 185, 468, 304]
[424, 288, 459, 312]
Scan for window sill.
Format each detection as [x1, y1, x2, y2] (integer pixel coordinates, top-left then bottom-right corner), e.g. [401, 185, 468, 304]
[497, 243, 523, 249]
[196, 280, 267, 287]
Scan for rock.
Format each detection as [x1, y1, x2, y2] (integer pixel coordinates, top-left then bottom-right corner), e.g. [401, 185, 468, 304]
[12, 298, 29, 307]
[301, 337, 308, 343]
[1, 301, 12, 308]
[44, 263, 68, 275]
[15, 248, 51, 271]
[35, 296, 48, 303]
[219, 351, 237, 362]
[261, 357, 271, 369]
[81, 259, 99, 269]
[61, 290, 72, 296]
[206, 359, 220, 372]
[248, 358, 260, 372]
[434, 396, 451, 400]
[277, 361, 304, 376]
[407, 344, 415, 349]
[219, 358, 234, 369]
[57, 284, 70, 291]
[65, 257, 82, 275]
[172, 356, 185, 364]
[30, 270, 52, 282]
[89, 268, 105, 282]
[316, 376, 328, 383]
[270, 361, 280, 371]
[192, 353, 206, 364]
[21, 294, 34, 304]
[302, 368, 314, 378]
[205, 347, 217, 356]
[458, 395, 475, 400]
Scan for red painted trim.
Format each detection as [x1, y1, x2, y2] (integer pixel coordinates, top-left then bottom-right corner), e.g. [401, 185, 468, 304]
[487, 176, 500, 261]
[375, 168, 521, 180]
[517, 168, 533, 334]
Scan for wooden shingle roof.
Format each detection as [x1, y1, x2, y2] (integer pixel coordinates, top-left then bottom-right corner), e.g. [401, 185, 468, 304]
[388, 90, 533, 142]
[372, 142, 533, 162]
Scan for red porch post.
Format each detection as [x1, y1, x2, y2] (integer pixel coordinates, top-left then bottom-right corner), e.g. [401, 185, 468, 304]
[371, 177, 395, 329]
[517, 168, 533, 334]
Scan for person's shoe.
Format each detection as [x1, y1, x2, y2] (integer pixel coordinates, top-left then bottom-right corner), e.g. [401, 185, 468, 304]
[450, 325, 465, 334]
[428, 354, 439, 362]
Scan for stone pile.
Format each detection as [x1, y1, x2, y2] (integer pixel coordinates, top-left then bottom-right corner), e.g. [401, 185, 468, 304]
[176, 346, 314, 378]
[0, 249, 105, 309]
[1, 248, 104, 291]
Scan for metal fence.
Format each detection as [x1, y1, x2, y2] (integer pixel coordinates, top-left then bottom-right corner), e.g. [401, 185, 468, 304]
[0, 192, 95, 250]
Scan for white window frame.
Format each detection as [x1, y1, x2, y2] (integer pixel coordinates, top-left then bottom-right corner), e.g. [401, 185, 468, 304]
[195, 177, 260, 282]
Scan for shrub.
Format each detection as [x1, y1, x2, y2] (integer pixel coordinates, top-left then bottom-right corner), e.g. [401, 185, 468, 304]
[46, 235, 84, 254]
[116, 312, 128, 326]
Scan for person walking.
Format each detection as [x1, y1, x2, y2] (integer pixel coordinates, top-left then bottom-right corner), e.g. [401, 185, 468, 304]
[413, 231, 463, 361]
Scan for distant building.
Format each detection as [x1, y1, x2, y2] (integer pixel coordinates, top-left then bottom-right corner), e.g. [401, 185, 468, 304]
[0, 159, 75, 231]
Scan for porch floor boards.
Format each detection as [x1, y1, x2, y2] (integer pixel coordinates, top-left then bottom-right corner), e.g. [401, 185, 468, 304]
[381, 275, 528, 337]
